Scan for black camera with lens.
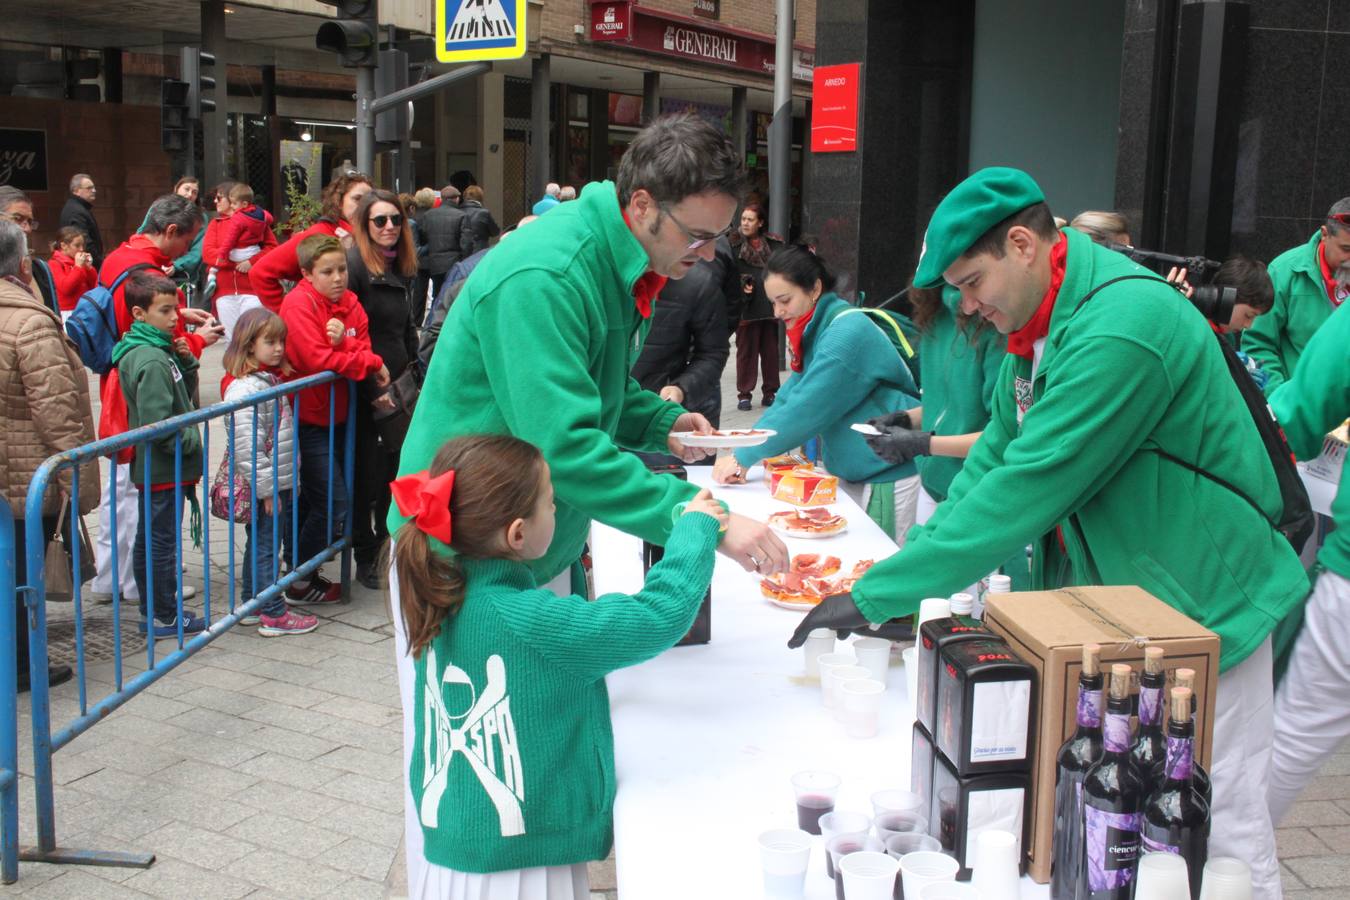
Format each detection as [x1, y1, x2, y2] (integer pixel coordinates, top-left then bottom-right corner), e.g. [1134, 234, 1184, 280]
[1106, 243, 1238, 326]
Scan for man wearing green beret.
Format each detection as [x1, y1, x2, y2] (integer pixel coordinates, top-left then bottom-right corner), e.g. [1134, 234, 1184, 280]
[789, 167, 1307, 900]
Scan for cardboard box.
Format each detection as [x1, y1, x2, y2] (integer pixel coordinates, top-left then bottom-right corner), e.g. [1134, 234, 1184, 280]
[1304, 419, 1348, 484]
[772, 468, 839, 506]
[982, 586, 1220, 885]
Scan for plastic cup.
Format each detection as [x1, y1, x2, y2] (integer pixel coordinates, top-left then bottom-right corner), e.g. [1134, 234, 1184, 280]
[899, 850, 960, 900]
[759, 827, 812, 898]
[1199, 857, 1253, 900]
[874, 811, 928, 842]
[885, 832, 941, 860]
[841, 678, 886, 738]
[804, 629, 837, 679]
[901, 647, 919, 712]
[970, 828, 1020, 900]
[917, 884, 979, 899]
[839, 849, 900, 900]
[820, 811, 873, 878]
[852, 636, 892, 684]
[827, 832, 883, 881]
[818, 652, 857, 708]
[871, 789, 924, 818]
[792, 770, 841, 834]
[829, 665, 872, 720]
[916, 597, 951, 630]
[1134, 851, 1191, 900]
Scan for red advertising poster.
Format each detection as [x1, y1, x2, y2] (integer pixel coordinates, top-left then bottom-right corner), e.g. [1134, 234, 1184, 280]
[591, 0, 634, 42]
[811, 63, 861, 153]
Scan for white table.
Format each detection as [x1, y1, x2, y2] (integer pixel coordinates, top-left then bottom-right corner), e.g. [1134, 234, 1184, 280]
[596, 467, 1049, 899]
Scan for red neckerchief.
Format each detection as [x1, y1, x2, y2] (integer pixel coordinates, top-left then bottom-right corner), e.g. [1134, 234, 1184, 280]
[1006, 233, 1068, 359]
[1317, 240, 1346, 307]
[786, 303, 818, 372]
[619, 206, 669, 319]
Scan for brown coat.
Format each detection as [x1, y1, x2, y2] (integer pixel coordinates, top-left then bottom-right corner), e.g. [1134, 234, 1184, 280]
[0, 277, 99, 517]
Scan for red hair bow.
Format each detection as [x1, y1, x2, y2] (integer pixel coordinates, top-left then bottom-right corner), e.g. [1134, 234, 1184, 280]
[391, 469, 456, 545]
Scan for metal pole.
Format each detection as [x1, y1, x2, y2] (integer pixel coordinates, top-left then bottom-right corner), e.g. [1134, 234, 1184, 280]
[356, 66, 376, 176]
[768, 0, 793, 240]
[370, 62, 491, 114]
[201, 0, 228, 185]
[732, 86, 748, 162]
[643, 71, 661, 124]
[0, 501, 16, 884]
[530, 55, 551, 203]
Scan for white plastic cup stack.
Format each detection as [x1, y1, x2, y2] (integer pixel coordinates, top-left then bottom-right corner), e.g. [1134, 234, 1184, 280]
[819, 811, 873, 879]
[901, 646, 920, 713]
[817, 652, 857, 708]
[1199, 857, 1253, 900]
[840, 679, 886, 738]
[829, 666, 871, 721]
[758, 828, 812, 898]
[898, 850, 960, 900]
[1134, 852, 1191, 900]
[838, 849, 900, 900]
[918, 883, 980, 899]
[852, 636, 892, 685]
[970, 828, 1021, 900]
[916, 597, 951, 631]
[804, 628, 837, 679]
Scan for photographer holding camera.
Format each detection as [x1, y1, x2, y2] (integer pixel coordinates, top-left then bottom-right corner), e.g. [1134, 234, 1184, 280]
[1242, 197, 1350, 395]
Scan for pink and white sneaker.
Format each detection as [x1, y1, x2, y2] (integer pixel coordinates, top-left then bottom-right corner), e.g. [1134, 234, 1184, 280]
[257, 610, 319, 637]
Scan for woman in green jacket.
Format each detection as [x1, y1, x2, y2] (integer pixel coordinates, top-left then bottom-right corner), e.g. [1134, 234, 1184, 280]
[713, 244, 922, 539]
[138, 176, 208, 290]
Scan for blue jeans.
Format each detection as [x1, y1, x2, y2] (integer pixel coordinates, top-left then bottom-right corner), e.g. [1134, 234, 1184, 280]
[296, 424, 348, 571]
[243, 491, 293, 618]
[133, 489, 183, 622]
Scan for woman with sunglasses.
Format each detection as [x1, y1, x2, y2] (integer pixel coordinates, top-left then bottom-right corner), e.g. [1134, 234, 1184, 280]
[347, 189, 420, 589]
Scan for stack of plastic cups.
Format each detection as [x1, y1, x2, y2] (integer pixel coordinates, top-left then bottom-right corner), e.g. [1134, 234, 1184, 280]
[830, 666, 871, 721]
[907, 598, 951, 713]
[838, 850, 900, 900]
[818, 652, 857, 708]
[1134, 852, 1191, 900]
[898, 851, 959, 899]
[758, 828, 812, 898]
[970, 829, 1020, 900]
[852, 636, 892, 685]
[979, 572, 1012, 618]
[1199, 858, 1253, 900]
[840, 679, 886, 738]
[819, 811, 872, 879]
[804, 628, 837, 679]
[827, 835, 884, 900]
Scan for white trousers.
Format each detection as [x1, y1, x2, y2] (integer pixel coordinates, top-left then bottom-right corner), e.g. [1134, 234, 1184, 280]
[216, 293, 262, 344]
[1269, 568, 1349, 825]
[915, 485, 939, 527]
[390, 558, 588, 900]
[91, 461, 139, 600]
[1210, 637, 1282, 900]
[853, 473, 922, 547]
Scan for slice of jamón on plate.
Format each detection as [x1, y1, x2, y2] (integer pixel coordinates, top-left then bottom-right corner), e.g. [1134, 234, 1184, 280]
[768, 507, 847, 538]
[760, 556, 874, 609]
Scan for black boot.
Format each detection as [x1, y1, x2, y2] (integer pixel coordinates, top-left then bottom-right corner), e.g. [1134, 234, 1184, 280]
[18, 665, 73, 693]
[355, 562, 381, 590]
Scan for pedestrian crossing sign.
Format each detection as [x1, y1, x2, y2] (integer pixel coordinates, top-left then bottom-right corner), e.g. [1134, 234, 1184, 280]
[436, 0, 528, 63]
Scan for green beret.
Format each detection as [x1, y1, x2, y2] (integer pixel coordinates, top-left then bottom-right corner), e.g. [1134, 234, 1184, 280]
[912, 167, 1046, 289]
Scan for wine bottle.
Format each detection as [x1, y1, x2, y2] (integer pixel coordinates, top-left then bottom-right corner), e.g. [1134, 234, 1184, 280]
[1130, 647, 1166, 795]
[1080, 664, 1144, 899]
[1051, 644, 1104, 899]
[1141, 687, 1210, 899]
[1170, 668, 1213, 806]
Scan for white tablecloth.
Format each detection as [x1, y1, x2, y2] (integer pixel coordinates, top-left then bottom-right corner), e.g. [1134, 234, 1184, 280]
[596, 466, 1049, 899]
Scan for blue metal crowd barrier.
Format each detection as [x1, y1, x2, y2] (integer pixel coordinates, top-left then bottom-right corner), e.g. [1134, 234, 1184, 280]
[17, 372, 356, 872]
[0, 501, 19, 883]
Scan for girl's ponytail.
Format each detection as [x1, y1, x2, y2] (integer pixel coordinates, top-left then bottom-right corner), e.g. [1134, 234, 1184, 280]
[393, 524, 467, 657]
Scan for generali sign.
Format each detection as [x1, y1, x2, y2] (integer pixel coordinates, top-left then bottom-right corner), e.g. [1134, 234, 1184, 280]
[588, 0, 812, 83]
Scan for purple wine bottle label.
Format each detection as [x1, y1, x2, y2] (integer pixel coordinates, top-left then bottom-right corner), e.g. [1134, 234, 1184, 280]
[1103, 712, 1131, 753]
[1142, 834, 1180, 854]
[1165, 735, 1193, 782]
[1084, 805, 1141, 891]
[1139, 685, 1163, 727]
[1078, 687, 1103, 728]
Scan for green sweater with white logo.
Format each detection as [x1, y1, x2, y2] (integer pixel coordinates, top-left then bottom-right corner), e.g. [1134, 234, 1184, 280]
[407, 512, 720, 873]
[389, 181, 700, 583]
[1242, 231, 1333, 396]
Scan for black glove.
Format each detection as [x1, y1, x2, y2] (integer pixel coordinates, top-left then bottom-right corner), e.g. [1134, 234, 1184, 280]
[863, 421, 933, 466]
[870, 410, 913, 431]
[788, 593, 871, 648]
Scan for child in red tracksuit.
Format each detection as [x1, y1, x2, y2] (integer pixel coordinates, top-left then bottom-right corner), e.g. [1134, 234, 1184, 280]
[212, 183, 277, 342]
[48, 226, 97, 322]
[279, 234, 388, 606]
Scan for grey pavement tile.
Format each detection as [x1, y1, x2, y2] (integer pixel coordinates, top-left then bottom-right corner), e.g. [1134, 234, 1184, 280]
[309, 621, 386, 645]
[1284, 891, 1350, 899]
[141, 676, 200, 700]
[226, 848, 351, 898]
[85, 712, 193, 749]
[165, 730, 266, 769]
[1318, 753, 1350, 776]
[317, 771, 404, 815]
[229, 637, 335, 668]
[240, 701, 344, 735]
[234, 752, 343, 791]
[108, 692, 195, 723]
[45, 750, 107, 786]
[1301, 776, 1350, 803]
[327, 877, 389, 899]
[1311, 824, 1350, 854]
[1284, 861, 1308, 888]
[588, 854, 617, 890]
[179, 665, 266, 692]
[324, 836, 398, 883]
[1280, 826, 1335, 857]
[314, 719, 402, 756]
[154, 759, 261, 799]
[239, 657, 331, 687]
[165, 706, 265, 740]
[63, 767, 174, 803]
[158, 788, 258, 831]
[237, 724, 343, 761]
[240, 680, 338, 710]
[326, 608, 393, 632]
[229, 780, 346, 824]
[308, 695, 400, 729]
[188, 649, 276, 677]
[20, 869, 154, 899]
[1287, 855, 1350, 889]
[172, 684, 268, 717]
[312, 675, 401, 708]
[51, 796, 178, 843]
[1285, 800, 1350, 828]
[225, 812, 346, 860]
[122, 856, 257, 900]
[322, 802, 405, 849]
[325, 636, 397, 664]
[61, 737, 185, 777]
[9, 861, 67, 892]
[312, 745, 402, 782]
[139, 820, 256, 871]
[312, 654, 395, 684]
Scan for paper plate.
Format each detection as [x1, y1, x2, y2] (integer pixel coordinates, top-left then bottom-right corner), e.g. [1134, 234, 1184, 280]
[762, 592, 818, 612]
[671, 428, 777, 449]
[768, 520, 848, 540]
[850, 422, 883, 436]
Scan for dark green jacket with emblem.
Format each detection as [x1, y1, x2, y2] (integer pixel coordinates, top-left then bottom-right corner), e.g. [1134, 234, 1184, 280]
[1241, 231, 1333, 396]
[853, 227, 1309, 672]
[389, 181, 699, 583]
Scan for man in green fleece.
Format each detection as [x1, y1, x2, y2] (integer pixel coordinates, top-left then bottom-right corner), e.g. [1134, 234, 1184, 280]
[391, 114, 790, 589]
[789, 168, 1307, 900]
[1241, 196, 1350, 395]
[1265, 299, 1350, 826]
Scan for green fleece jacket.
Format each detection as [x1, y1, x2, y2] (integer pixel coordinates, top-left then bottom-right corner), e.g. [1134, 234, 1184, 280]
[914, 286, 1006, 502]
[408, 511, 720, 872]
[1270, 301, 1350, 578]
[1242, 231, 1333, 396]
[389, 182, 698, 582]
[852, 228, 1309, 673]
[732, 292, 919, 483]
[113, 323, 202, 487]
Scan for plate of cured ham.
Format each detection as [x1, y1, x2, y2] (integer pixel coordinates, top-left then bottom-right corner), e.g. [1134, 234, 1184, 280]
[670, 428, 777, 449]
[767, 506, 848, 539]
[760, 555, 876, 611]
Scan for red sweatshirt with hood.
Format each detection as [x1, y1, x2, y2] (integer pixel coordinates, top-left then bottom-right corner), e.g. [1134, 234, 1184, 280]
[249, 219, 344, 311]
[279, 278, 384, 426]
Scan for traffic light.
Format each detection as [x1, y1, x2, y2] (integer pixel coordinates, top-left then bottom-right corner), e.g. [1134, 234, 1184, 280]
[161, 79, 190, 153]
[316, 0, 379, 67]
[181, 47, 216, 119]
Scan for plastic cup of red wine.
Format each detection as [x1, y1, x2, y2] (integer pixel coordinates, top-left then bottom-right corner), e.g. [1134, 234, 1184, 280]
[885, 832, 941, 860]
[758, 827, 813, 898]
[870, 789, 924, 819]
[820, 811, 872, 878]
[792, 770, 841, 834]
[827, 835, 884, 899]
[874, 811, 928, 843]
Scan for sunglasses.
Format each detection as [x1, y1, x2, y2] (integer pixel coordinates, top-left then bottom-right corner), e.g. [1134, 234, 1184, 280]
[659, 203, 732, 251]
[372, 214, 403, 228]
[1330, 213, 1350, 227]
